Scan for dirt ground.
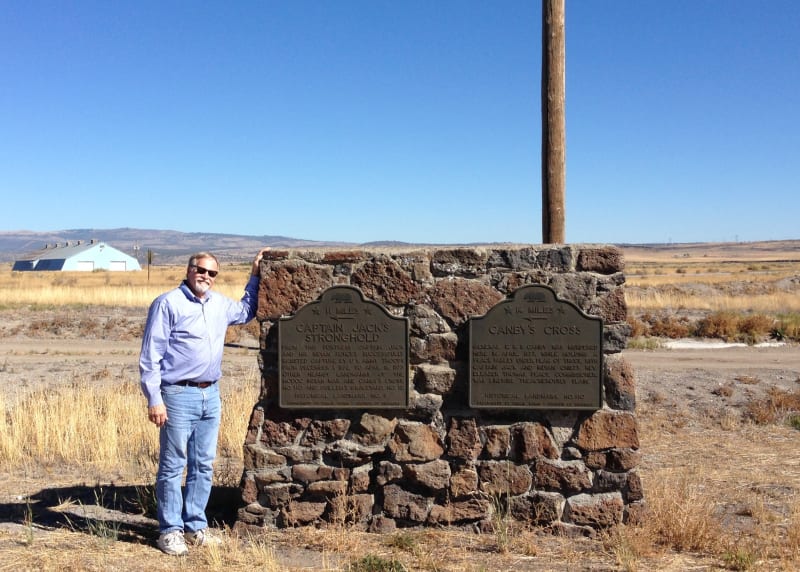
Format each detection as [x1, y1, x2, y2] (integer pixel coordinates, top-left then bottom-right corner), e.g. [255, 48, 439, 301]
[626, 342, 800, 413]
[2, 306, 800, 570]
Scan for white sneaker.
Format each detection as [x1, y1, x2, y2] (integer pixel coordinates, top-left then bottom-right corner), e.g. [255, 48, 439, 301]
[157, 530, 189, 556]
[184, 528, 223, 547]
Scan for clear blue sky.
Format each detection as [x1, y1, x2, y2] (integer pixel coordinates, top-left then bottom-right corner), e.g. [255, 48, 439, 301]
[1, 1, 798, 245]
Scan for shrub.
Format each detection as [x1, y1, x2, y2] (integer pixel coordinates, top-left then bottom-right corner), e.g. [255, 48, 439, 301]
[744, 387, 800, 425]
[695, 311, 740, 341]
[695, 312, 774, 344]
[626, 316, 649, 337]
[643, 473, 724, 552]
[348, 554, 406, 572]
[626, 337, 664, 350]
[646, 313, 692, 338]
[736, 314, 774, 343]
[723, 544, 756, 571]
[773, 313, 800, 341]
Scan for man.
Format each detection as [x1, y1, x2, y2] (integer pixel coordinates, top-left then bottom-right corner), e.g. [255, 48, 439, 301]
[140, 248, 268, 556]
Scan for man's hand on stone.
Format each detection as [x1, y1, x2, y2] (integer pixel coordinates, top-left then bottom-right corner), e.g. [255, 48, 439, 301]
[251, 247, 270, 276]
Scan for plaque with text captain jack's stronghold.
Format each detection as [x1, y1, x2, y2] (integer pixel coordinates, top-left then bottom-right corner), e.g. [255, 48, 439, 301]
[469, 285, 603, 410]
[278, 286, 409, 408]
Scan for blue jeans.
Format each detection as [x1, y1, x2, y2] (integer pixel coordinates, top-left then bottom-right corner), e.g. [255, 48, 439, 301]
[156, 382, 221, 534]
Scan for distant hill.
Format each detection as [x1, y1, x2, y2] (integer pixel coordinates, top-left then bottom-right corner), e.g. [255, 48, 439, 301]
[619, 239, 800, 262]
[0, 228, 514, 265]
[2, 229, 799, 266]
[0, 228, 357, 265]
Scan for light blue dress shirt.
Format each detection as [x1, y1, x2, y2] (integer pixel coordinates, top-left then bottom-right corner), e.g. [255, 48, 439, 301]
[139, 276, 259, 407]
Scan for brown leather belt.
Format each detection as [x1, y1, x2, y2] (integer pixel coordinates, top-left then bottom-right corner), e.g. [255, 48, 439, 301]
[175, 380, 216, 389]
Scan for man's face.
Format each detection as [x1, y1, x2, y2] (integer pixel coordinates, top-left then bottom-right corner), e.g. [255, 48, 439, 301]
[186, 257, 219, 298]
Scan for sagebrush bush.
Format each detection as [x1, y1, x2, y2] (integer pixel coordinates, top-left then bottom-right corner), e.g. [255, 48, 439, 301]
[627, 310, 783, 343]
[695, 312, 774, 343]
[737, 314, 774, 342]
[626, 316, 649, 337]
[744, 387, 800, 425]
[695, 311, 740, 341]
[637, 312, 693, 338]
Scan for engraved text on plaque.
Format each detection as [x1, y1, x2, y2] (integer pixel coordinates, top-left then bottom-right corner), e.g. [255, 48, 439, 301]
[279, 286, 409, 408]
[469, 284, 603, 409]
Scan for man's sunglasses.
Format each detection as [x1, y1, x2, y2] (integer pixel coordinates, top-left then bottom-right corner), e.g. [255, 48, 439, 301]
[191, 265, 218, 278]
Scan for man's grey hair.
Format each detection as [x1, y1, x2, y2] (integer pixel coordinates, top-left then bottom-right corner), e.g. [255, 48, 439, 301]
[187, 252, 219, 269]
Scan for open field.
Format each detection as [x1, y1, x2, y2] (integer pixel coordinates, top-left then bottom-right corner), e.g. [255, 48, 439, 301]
[1, 242, 800, 570]
[622, 242, 800, 344]
[4, 337, 800, 570]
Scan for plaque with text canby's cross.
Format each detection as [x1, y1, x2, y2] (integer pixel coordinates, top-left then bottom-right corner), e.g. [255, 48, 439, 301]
[469, 284, 603, 410]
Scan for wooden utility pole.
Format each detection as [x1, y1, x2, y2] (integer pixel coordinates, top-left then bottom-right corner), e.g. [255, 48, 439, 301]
[542, 0, 566, 243]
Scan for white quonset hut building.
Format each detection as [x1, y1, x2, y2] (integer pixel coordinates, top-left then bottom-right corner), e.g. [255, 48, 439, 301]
[12, 240, 141, 272]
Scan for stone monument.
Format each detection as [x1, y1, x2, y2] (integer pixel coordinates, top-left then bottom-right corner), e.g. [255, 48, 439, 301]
[237, 246, 642, 534]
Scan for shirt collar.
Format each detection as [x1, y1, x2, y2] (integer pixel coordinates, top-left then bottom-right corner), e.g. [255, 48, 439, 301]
[180, 280, 211, 303]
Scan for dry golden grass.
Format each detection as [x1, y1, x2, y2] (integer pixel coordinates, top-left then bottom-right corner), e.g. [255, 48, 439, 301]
[623, 247, 800, 344]
[624, 395, 800, 572]
[3, 251, 798, 316]
[621, 240, 800, 264]
[0, 263, 254, 308]
[4, 368, 800, 570]
[0, 527, 293, 572]
[0, 366, 260, 478]
[744, 387, 800, 426]
[625, 288, 800, 315]
[626, 261, 799, 283]
[3, 245, 800, 569]
[0, 381, 157, 469]
[629, 310, 784, 343]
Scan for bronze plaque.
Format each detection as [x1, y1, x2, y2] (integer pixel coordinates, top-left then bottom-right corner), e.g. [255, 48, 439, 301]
[469, 285, 603, 410]
[279, 286, 409, 408]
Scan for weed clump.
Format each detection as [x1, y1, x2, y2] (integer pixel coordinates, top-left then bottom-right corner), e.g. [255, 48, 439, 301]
[773, 313, 800, 341]
[629, 313, 693, 339]
[628, 311, 777, 344]
[695, 311, 741, 341]
[744, 387, 800, 426]
[347, 554, 406, 571]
